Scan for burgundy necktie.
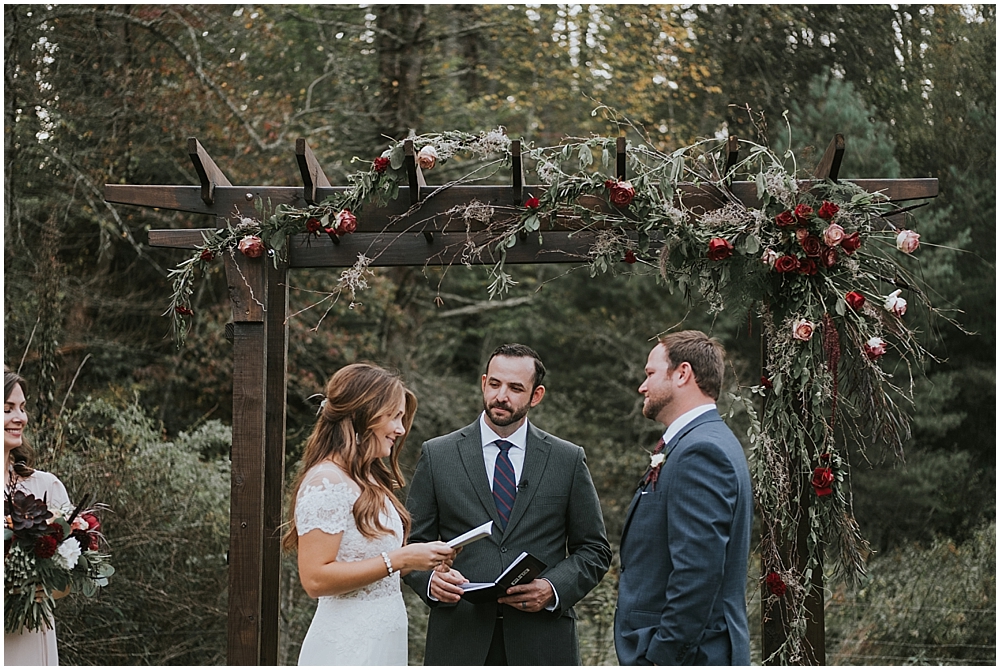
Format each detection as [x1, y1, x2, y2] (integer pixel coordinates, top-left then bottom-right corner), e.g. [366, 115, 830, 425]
[492, 440, 517, 529]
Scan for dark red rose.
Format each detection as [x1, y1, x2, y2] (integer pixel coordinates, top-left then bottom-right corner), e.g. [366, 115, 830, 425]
[800, 235, 822, 258]
[845, 291, 865, 310]
[199, 248, 214, 262]
[89, 534, 99, 551]
[609, 180, 636, 207]
[35, 534, 58, 559]
[794, 203, 814, 223]
[820, 245, 838, 268]
[774, 210, 797, 227]
[334, 209, 357, 235]
[840, 232, 862, 255]
[760, 376, 773, 390]
[624, 250, 637, 264]
[306, 217, 323, 234]
[47, 523, 65, 542]
[604, 178, 617, 190]
[818, 201, 840, 220]
[797, 258, 818, 275]
[811, 466, 835, 497]
[174, 305, 194, 316]
[373, 156, 390, 174]
[707, 237, 734, 261]
[766, 571, 787, 596]
[773, 255, 800, 273]
[525, 196, 540, 210]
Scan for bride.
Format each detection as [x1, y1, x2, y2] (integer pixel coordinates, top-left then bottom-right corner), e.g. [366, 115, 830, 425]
[283, 363, 455, 666]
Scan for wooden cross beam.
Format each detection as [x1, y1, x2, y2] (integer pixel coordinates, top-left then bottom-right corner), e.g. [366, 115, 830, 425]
[105, 135, 937, 666]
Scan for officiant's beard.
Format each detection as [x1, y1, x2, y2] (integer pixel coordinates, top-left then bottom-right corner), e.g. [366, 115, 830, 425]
[484, 399, 531, 427]
[642, 387, 673, 423]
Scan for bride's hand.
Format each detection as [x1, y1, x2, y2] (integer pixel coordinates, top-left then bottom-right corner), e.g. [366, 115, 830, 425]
[395, 541, 455, 572]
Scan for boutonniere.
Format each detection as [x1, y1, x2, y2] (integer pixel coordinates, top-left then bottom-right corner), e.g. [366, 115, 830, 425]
[643, 452, 667, 491]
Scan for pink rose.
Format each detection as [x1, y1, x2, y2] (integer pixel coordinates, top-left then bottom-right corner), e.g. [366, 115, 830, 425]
[707, 237, 734, 261]
[335, 209, 357, 234]
[884, 289, 907, 317]
[864, 336, 886, 359]
[792, 318, 815, 342]
[416, 145, 438, 170]
[761, 249, 780, 267]
[608, 180, 636, 207]
[823, 223, 845, 246]
[775, 210, 797, 227]
[238, 235, 265, 258]
[818, 201, 840, 220]
[896, 229, 920, 253]
[795, 227, 809, 243]
[794, 203, 814, 223]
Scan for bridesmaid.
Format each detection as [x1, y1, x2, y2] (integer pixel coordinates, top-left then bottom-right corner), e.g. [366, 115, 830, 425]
[4, 369, 71, 666]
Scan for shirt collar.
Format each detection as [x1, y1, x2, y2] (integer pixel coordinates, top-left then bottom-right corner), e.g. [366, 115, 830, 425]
[479, 412, 529, 450]
[661, 403, 716, 447]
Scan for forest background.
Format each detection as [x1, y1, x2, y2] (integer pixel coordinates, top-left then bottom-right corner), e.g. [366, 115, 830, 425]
[3, 4, 995, 665]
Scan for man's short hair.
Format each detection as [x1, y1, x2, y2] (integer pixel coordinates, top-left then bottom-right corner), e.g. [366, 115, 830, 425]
[486, 343, 546, 389]
[657, 330, 725, 400]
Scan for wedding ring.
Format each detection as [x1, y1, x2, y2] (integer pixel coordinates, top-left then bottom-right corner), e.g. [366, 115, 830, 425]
[521, 601, 527, 610]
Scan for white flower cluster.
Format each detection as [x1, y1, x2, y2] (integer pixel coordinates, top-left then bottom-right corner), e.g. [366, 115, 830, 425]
[339, 253, 373, 296]
[764, 167, 799, 208]
[471, 128, 512, 156]
[699, 202, 752, 229]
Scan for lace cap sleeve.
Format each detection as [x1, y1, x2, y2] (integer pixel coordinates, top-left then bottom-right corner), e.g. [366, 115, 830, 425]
[295, 466, 358, 537]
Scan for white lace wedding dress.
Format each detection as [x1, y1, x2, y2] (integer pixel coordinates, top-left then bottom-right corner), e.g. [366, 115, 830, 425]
[295, 462, 408, 666]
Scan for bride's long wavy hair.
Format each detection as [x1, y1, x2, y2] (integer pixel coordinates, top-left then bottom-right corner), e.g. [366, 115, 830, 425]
[282, 363, 416, 552]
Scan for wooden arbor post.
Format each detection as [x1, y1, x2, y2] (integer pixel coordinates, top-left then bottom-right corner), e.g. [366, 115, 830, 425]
[106, 135, 937, 665]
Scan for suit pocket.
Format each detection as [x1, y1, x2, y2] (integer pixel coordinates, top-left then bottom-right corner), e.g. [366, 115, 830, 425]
[627, 609, 661, 629]
[534, 495, 568, 506]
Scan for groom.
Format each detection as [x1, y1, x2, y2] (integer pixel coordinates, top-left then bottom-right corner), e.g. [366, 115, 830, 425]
[615, 331, 753, 665]
[404, 343, 612, 665]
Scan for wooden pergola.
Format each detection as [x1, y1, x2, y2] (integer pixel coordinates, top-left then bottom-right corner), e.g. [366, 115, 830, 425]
[104, 134, 937, 665]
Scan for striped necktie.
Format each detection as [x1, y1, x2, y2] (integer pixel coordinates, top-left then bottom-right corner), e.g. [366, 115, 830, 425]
[492, 440, 517, 529]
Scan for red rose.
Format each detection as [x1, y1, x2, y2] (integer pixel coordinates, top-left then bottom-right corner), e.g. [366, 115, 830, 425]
[820, 245, 838, 268]
[35, 534, 58, 559]
[774, 210, 796, 227]
[88, 534, 99, 551]
[175, 305, 194, 316]
[840, 232, 861, 255]
[47, 523, 65, 542]
[624, 250, 637, 264]
[334, 209, 357, 235]
[811, 466, 835, 497]
[238, 235, 265, 258]
[845, 291, 865, 310]
[800, 235, 822, 258]
[766, 571, 787, 596]
[604, 178, 617, 190]
[760, 376, 773, 390]
[773, 255, 800, 273]
[794, 203, 814, 223]
[707, 237, 734, 261]
[373, 156, 390, 174]
[525, 196, 540, 210]
[797, 258, 818, 275]
[608, 180, 636, 207]
[818, 201, 839, 220]
[82, 513, 100, 533]
[199, 248, 214, 262]
[306, 217, 323, 234]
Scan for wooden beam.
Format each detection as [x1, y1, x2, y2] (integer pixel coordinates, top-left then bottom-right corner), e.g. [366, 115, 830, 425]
[188, 138, 233, 205]
[225, 250, 267, 323]
[616, 137, 627, 180]
[813, 134, 845, 182]
[295, 139, 332, 205]
[511, 139, 524, 205]
[724, 135, 740, 182]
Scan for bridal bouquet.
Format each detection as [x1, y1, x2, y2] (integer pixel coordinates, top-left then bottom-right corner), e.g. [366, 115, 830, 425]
[4, 490, 115, 633]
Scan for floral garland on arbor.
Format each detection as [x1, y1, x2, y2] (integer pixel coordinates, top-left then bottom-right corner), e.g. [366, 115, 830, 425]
[166, 126, 940, 662]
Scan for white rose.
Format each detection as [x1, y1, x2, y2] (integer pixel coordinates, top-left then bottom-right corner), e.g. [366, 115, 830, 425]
[884, 289, 907, 317]
[650, 453, 666, 468]
[761, 249, 780, 267]
[54, 538, 82, 570]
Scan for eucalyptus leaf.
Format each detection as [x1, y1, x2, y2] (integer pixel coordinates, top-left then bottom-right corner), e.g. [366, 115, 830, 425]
[579, 144, 593, 169]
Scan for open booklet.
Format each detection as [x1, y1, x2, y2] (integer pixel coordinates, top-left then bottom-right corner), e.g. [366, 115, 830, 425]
[459, 552, 548, 604]
[447, 520, 494, 549]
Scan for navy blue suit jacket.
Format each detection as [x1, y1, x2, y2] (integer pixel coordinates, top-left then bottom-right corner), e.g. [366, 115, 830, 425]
[615, 409, 753, 666]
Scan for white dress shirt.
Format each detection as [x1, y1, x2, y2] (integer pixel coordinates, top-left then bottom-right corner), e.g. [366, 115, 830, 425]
[660, 403, 717, 447]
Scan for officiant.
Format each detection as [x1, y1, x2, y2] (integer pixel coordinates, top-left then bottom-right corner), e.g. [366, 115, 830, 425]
[403, 343, 612, 665]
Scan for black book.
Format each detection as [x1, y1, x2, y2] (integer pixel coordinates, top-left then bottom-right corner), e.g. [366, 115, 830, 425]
[459, 552, 547, 604]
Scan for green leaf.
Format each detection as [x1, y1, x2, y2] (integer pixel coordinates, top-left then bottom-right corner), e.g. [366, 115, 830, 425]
[835, 297, 846, 316]
[505, 234, 517, 249]
[743, 235, 761, 255]
[389, 143, 405, 170]
[602, 148, 611, 168]
[578, 144, 593, 169]
[524, 214, 540, 232]
[756, 172, 766, 199]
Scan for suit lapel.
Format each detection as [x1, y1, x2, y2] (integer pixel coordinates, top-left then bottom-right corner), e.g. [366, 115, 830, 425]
[456, 423, 504, 529]
[500, 424, 549, 537]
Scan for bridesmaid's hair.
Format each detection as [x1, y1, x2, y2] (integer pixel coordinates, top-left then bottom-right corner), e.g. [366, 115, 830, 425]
[4, 369, 35, 479]
[282, 363, 416, 552]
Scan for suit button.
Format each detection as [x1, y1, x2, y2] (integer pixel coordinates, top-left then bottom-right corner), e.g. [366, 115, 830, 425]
[501, 547, 507, 553]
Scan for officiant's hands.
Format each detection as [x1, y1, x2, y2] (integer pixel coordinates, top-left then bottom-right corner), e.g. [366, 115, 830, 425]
[429, 567, 469, 603]
[498, 578, 555, 612]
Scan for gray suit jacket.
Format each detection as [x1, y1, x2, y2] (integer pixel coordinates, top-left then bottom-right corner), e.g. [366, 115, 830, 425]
[403, 420, 612, 665]
[615, 410, 753, 665]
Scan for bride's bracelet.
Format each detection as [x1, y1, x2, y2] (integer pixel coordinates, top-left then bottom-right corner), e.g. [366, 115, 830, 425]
[381, 551, 395, 577]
